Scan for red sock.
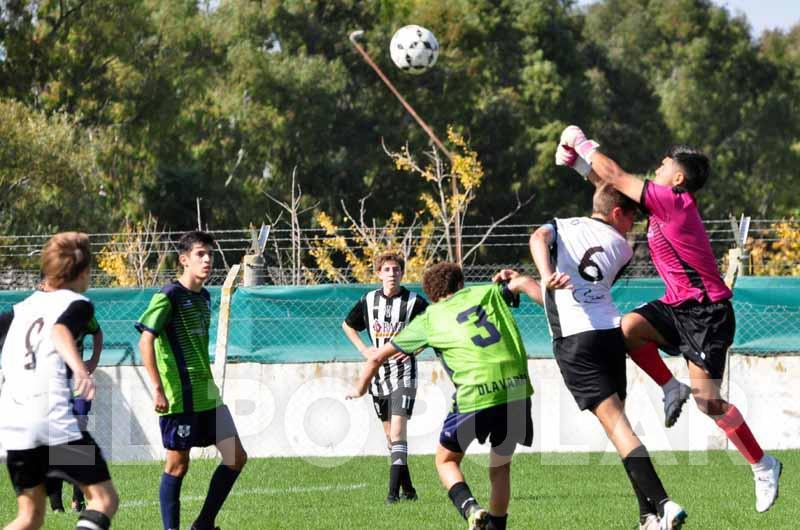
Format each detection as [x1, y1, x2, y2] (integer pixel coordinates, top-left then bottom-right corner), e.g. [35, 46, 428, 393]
[629, 342, 673, 386]
[714, 405, 764, 464]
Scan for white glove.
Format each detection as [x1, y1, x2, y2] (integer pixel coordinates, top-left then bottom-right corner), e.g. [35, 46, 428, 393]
[555, 144, 591, 179]
[560, 125, 599, 164]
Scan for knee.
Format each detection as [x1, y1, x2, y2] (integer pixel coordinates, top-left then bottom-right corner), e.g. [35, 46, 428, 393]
[693, 395, 727, 417]
[164, 460, 189, 477]
[231, 448, 248, 471]
[488, 462, 510, 481]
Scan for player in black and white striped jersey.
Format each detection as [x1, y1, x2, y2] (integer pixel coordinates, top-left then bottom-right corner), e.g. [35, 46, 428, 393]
[342, 252, 428, 504]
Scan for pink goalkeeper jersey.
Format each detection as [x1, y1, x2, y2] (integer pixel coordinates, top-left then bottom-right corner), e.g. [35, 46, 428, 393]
[641, 181, 732, 305]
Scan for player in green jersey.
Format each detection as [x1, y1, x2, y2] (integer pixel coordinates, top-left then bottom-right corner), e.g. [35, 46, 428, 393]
[348, 262, 543, 530]
[137, 231, 247, 530]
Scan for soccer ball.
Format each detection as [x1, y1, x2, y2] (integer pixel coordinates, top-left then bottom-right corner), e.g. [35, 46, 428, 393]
[389, 25, 439, 75]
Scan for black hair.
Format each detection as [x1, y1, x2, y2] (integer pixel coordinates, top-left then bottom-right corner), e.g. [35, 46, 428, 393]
[666, 145, 710, 193]
[177, 231, 215, 255]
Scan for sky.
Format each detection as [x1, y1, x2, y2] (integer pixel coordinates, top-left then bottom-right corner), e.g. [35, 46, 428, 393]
[580, 0, 800, 37]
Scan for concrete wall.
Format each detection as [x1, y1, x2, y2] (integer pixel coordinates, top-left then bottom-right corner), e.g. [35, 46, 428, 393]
[24, 355, 797, 463]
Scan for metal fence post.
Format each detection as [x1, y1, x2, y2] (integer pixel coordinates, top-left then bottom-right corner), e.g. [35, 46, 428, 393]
[242, 254, 266, 286]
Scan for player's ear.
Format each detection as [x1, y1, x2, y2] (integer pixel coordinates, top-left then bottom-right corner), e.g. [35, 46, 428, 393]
[673, 170, 686, 188]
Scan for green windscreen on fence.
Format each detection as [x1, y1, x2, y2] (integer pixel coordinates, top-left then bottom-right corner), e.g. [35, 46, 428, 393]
[0, 278, 796, 365]
[0, 287, 220, 365]
[226, 277, 800, 363]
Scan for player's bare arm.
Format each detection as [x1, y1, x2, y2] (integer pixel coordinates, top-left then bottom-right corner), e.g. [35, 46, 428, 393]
[491, 269, 545, 305]
[346, 342, 400, 399]
[139, 330, 168, 413]
[85, 327, 103, 374]
[52, 323, 95, 400]
[558, 125, 644, 203]
[341, 321, 370, 358]
[530, 226, 573, 291]
[587, 151, 644, 204]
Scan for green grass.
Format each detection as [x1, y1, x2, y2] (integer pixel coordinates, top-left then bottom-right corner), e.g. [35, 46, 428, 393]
[1, 450, 796, 529]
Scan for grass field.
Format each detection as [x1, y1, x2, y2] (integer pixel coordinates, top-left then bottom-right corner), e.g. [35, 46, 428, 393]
[0, 450, 795, 529]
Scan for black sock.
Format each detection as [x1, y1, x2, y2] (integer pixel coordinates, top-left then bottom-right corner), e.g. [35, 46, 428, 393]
[447, 482, 480, 521]
[73, 482, 85, 508]
[400, 465, 415, 494]
[487, 514, 507, 530]
[195, 465, 241, 529]
[622, 456, 655, 518]
[46, 477, 64, 511]
[76, 509, 111, 530]
[388, 440, 408, 497]
[622, 445, 669, 518]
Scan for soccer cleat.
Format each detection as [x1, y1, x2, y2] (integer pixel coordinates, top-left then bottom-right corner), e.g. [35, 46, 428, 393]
[659, 501, 687, 530]
[400, 488, 418, 501]
[188, 524, 220, 530]
[639, 513, 659, 530]
[385, 494, 400, 505]
[466, 506, 489, 530]
[663, 381, 692, 428]
[754, 454, 782, 513]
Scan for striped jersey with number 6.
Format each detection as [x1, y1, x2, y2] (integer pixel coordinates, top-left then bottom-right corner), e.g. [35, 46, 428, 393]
[543, 217, 633, 339]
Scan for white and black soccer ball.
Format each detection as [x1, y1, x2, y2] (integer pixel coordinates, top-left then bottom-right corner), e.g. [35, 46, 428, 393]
[389, 25, 439, 75]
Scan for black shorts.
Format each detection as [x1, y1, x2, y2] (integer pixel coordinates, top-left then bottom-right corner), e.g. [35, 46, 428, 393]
[371, 387, 416, 422]
[159, 405, 239, 450]
[632, 299, 735, 380]
[439, 398, 533, 457]
[6, 432, 111, 495]
[553, 328, 628, 411]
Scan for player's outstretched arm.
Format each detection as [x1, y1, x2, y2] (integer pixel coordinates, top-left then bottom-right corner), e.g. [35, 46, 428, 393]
[530, 225, 572, 292]
[559, 125, 644, 203]
[492, 269, 545, 306]
[139, 331, 168, 413]
[346, 342, 399, 399]
[53, 324, 95, 400]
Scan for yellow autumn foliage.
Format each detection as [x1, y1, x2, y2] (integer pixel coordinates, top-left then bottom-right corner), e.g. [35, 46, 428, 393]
[749, 220, 800, 276]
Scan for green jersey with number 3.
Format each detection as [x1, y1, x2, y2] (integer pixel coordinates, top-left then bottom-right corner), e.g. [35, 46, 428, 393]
[391, 282, 533, 413]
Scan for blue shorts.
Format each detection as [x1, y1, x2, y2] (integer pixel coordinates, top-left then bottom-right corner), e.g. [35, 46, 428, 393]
[439, 398, 533, 456]
[159, 405, 239, 451]
[72, 398, 92, 432]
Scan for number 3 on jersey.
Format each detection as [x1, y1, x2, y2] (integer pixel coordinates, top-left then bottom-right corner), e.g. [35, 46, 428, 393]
[456, 305, 501, 347]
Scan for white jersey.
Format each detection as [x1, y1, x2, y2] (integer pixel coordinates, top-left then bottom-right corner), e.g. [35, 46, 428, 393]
[543, 217, 633, 339]
[0, 290, 89, 450]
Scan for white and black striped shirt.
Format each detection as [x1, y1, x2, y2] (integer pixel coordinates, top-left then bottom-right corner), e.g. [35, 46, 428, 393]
[345, 287, 428, 396]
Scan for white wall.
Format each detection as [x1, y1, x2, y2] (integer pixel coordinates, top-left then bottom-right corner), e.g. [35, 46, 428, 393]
[48, 355, 800, 463]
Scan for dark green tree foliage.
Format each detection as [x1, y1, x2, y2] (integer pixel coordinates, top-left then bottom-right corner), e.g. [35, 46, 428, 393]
[0, 0, 797, 241]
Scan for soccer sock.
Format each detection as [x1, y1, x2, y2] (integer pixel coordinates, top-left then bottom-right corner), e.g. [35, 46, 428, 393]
[159, 472, 183, 530]
[75, 509, 111, 530]
[714, 405, 765, 464]
[46, 477, 64, 511]
[629, 342, 674, 387]
[389, 440, 408, 497]
[447, 481, 480, 521]
[624, 461, 656, 518]
[622, 446, 669, 518]
[487, 514, 507, 530]
[194, 464, 241, 529]
[73, 482, 86, 507]
[400, 464, 415, 494]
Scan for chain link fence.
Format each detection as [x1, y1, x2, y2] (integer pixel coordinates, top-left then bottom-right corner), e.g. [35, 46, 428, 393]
[0, 218, 795, 288]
